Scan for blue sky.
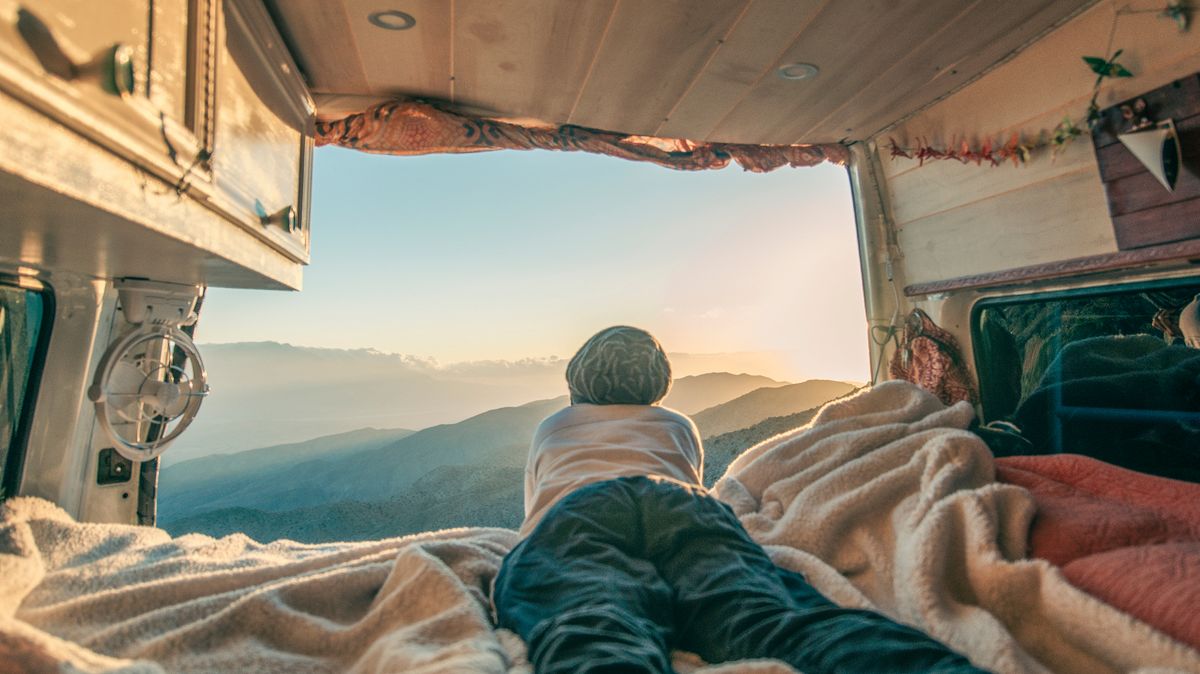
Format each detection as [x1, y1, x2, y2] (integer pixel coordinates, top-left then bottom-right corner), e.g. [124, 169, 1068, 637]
[199, 146, 869, 382]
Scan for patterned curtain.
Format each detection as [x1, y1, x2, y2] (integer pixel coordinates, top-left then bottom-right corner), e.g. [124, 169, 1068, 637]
[315, 99, 848, 173]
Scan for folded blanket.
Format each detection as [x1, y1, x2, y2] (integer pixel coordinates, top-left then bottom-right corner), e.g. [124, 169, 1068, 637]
[715, 381, 1200, 674]
[996, 454, 1200, 652]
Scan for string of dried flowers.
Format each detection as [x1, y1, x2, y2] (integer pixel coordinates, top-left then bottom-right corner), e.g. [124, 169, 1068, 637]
[887, 117, 1086, 167]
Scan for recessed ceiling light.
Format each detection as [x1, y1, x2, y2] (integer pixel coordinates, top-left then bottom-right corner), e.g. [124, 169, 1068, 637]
[777, 63, 819, 80]
[368, 10, 416, 31]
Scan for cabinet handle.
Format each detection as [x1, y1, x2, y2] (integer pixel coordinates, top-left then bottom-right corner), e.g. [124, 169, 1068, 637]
[15, 7, 135, 96]
[261, 205, 298, 233]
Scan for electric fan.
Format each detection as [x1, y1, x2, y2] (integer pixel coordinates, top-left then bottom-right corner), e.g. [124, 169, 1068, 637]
[88, 323, 209, 462]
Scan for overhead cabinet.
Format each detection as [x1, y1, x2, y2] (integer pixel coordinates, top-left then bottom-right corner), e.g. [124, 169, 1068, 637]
[0, 0, 313, 289]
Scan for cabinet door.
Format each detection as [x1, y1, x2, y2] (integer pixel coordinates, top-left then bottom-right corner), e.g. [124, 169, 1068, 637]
[212, 0, 312, 256]
[0, 0, 208, 184]
[149, 0, 193, 126]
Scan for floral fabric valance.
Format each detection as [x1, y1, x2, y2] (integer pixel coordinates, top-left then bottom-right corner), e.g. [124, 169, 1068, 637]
[315, 100, 847, 173]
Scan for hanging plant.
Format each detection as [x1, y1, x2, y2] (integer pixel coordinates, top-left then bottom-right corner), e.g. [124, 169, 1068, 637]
[1051, 117, 1085, 156]
[1083, 49, 1135, 129]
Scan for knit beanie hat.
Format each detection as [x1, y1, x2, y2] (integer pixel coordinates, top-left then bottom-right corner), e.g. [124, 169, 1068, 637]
[566, 326, 672, 405]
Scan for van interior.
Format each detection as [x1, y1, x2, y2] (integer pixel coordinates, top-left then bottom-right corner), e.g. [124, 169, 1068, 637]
[1, 1, 1199, 672]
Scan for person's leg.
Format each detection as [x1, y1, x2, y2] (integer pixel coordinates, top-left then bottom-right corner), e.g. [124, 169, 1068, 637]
[494, 479, 675, 674]
[640, 480, 989, 674]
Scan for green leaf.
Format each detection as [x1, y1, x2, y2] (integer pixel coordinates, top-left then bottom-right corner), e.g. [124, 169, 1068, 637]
[1112, 64, 1134, 77]
[1083, 55, 1109, 74]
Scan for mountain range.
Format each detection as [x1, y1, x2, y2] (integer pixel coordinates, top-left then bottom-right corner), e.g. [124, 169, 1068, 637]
[170, 342, 794, 464]
[160, 377, 858, 541]
[692, 379, 856, 437]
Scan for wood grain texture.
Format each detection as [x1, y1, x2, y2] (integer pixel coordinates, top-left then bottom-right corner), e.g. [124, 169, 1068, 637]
[262, 0, 368, 92]
[905, 239, 1200, 296]
[880, 2, 1200, 288]
[266, 2, 1187, 144]
[344, 0, 451, 99]
[1098, 113, 1200, 216]
[886, 139, 1098, 227]
[1094, 113, 1200, 182]
[453, 0, 614, 123]
[1113, 198, 1200, 249]
[897, 167, 1115, 285]
[709, 0, 969, 145]
[888, 6, 1200, 151]
[815, 0, 1094, 142]
[654, 0, 826, 141]
[1092, 75, 1200, 250]
[568, 0, 747, 135]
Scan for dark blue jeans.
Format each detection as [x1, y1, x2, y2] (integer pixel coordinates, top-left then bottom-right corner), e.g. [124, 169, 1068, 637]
[494, 476, 988, 674]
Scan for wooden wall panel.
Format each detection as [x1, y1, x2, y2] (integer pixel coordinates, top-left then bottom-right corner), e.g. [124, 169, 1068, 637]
[1092, 75, 1200, 249]
[884, 6, 1200, 165]
[886, 141, 1096, 227]
[568, 0, 747, 134]
[453, 0, 614, 122]
[813, 0, 1092, 142]
[895, 168, 1114, 283]
[879, 3, 1200, 287]
[708, 0, 966, 145]
[654, 0, 826, 141]
[1113, 199, 1200, 248]
[1103, 151, 1200, 217]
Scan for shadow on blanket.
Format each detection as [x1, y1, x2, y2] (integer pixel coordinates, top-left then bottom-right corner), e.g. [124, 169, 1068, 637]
[2, 382, 1199, 673]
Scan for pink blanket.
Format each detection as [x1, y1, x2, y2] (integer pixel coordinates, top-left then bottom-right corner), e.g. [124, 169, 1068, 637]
[996, 454, 1200, 651]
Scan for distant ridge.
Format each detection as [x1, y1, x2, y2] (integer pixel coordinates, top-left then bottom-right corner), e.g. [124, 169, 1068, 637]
[161, 371, 786, 519]
[160, 397, 566, 521]
[163, 395, 847, 544]
[692, 380, 857, 437]
[162, 377, 858, 542]
[662, 373, 787, 414]
[171, 342, 803, 464]
[164, 427, 415, 483]
[159, 427, 415, 522]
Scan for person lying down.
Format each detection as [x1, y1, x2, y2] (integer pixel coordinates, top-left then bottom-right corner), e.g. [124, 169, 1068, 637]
[492, 326, 990, 674]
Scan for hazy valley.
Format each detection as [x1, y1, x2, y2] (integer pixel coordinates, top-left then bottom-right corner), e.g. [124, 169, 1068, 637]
[161, 371, 857, 542]
[170, 341, 801, 464]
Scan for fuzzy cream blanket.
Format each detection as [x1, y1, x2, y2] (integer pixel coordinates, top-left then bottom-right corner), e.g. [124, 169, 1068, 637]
[714, 381, 1200, 674]
[2, 382, 1198, 673]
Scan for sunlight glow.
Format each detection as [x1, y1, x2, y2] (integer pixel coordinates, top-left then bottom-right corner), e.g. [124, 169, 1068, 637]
[198, 147, 869, 383]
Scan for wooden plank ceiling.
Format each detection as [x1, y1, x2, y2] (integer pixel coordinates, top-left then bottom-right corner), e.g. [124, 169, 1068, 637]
[265, 0, 1097, 145]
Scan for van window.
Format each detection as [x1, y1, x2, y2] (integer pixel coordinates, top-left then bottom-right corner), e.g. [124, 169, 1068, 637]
[1, 282, 48, 497]
[972, 280, 1200, 482]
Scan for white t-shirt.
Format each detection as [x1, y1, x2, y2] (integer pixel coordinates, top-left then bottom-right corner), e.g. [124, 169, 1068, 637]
[520, 403, 704, 536]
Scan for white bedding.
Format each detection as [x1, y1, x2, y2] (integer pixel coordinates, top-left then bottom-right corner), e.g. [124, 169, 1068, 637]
[1, 381, 1197, 673]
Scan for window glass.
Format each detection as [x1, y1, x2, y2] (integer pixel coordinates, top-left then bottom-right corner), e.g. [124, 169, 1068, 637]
[1, 284, 46, 496]
[973, 281, 1200, 482]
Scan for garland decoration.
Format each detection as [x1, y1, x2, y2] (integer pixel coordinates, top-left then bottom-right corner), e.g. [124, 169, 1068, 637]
[887, 117, 1085, 167]
[887, 2, 1188, 167]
